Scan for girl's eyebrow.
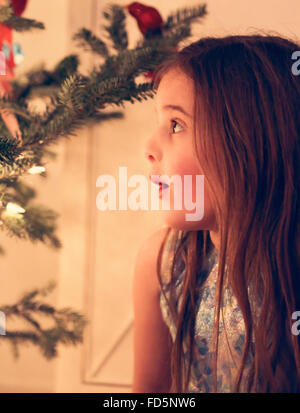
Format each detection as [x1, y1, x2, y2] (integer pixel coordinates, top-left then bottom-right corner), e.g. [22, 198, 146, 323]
[155, 104, 192, 118]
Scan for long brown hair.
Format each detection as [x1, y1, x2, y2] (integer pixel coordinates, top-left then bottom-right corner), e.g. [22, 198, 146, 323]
[153, 33, 300, 393]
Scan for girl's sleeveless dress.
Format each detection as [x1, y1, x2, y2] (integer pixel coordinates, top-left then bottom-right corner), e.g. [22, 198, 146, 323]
[159, 228, 255, 393]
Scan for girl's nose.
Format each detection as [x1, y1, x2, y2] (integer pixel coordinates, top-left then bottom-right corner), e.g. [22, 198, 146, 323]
[144, 133, 161, 162]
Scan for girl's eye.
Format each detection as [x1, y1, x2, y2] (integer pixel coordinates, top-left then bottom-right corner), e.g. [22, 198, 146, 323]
[170, 119, 184, 134]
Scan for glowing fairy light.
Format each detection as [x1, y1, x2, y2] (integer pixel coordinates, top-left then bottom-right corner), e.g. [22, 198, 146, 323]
[4, 202, 25, 218]
[28, 166, 46, 175]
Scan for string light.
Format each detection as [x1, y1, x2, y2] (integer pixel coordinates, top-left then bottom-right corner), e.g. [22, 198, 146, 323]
[3, 202, 25, 218]
[28, 166, 46, 174]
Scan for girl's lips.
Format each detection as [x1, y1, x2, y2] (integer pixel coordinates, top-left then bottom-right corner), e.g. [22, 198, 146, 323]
[149, 174, 169, 188]
[159, 182, 167, 199]
[159, 184, 162, 199]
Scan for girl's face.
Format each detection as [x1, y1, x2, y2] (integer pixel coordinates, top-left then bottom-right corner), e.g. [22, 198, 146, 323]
[145, 67, 217, 232]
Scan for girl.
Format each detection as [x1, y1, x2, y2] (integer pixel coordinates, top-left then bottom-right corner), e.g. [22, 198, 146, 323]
[132, 34, 300, 393]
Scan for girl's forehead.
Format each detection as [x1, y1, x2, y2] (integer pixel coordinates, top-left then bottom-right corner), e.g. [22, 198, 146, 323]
[155, 70, 194, 114]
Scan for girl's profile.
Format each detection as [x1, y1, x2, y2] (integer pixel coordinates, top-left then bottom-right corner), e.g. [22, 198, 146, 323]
[133, 33, 300, 393]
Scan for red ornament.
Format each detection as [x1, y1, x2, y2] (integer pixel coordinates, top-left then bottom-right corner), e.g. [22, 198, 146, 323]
[0, 0, 28, 91]
[143, 71, 155, 81]
[123, 2, 163, 36]
[123, 3, 180, 83]
[11, 0, 28, 16]
[0, 24, 14, 91]
[124, 2, 165, 82]
[0, 0, 28, 145]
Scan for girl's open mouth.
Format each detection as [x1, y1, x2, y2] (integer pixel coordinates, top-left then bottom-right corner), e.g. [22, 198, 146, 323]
[149, 175, 169, 199]
[159, 182, 169, 198]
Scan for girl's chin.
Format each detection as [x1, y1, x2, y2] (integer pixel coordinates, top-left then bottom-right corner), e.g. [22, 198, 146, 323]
[161, 211, 214, 231]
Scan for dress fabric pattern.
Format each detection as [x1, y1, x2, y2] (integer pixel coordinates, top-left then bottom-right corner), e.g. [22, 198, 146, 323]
[159, 228, 254, 393]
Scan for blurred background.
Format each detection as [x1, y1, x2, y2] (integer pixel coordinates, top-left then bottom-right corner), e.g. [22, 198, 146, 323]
[0, 0, 299, 393]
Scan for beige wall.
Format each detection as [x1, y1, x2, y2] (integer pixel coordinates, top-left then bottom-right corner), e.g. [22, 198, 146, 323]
[0, 0, 300, 393]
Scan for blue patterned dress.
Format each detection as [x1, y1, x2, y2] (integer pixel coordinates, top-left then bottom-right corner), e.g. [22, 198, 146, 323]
[159, 228, 255, 392]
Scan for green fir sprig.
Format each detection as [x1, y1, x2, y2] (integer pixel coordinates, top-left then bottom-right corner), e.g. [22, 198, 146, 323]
[0, 280, 88, 359]
[0, 2, 44, 32]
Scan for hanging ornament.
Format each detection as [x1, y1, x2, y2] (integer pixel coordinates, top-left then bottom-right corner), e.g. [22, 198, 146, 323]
[11, 0, 28, 16]
[0, 0, 28, 146]
[123, 2, 178, 82]
[123, 2, 164, 37]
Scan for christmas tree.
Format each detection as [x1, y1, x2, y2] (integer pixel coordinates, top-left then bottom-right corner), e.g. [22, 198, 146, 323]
[0, 1, 208, 359]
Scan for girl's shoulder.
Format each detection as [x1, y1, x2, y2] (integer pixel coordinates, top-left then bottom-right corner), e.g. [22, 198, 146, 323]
[159, 228, 217, 291]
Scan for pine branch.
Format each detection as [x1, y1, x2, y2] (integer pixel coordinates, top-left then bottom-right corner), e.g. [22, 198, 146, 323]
[73, 28, 109, 58]
[0, 156, 39, 179]
[0, 136, 21, 163]
[0, 95, 34, 120]
[11, 55, 79, 101]
[0, 281, 88, 360]
[164, 3, 208, 31]
[0, 201, 62, 248]
[22, 104, 93, 148]
[3, 179, 37, 205]
[0, 3, 208, 158]
[97, 46, 163, 80]
[0, 4, 44, 32]
[135, 24, 192, 53]
[52, 54, 80, 81]
[0, 177, 62, 249]
[1, 40, 188, 151]
[3, 14, 44, 32]
[22, 202, 62, 248]
[56, 73, 87, 111]
[84, 110, 124, 124]
[103, 4, 128, 52]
